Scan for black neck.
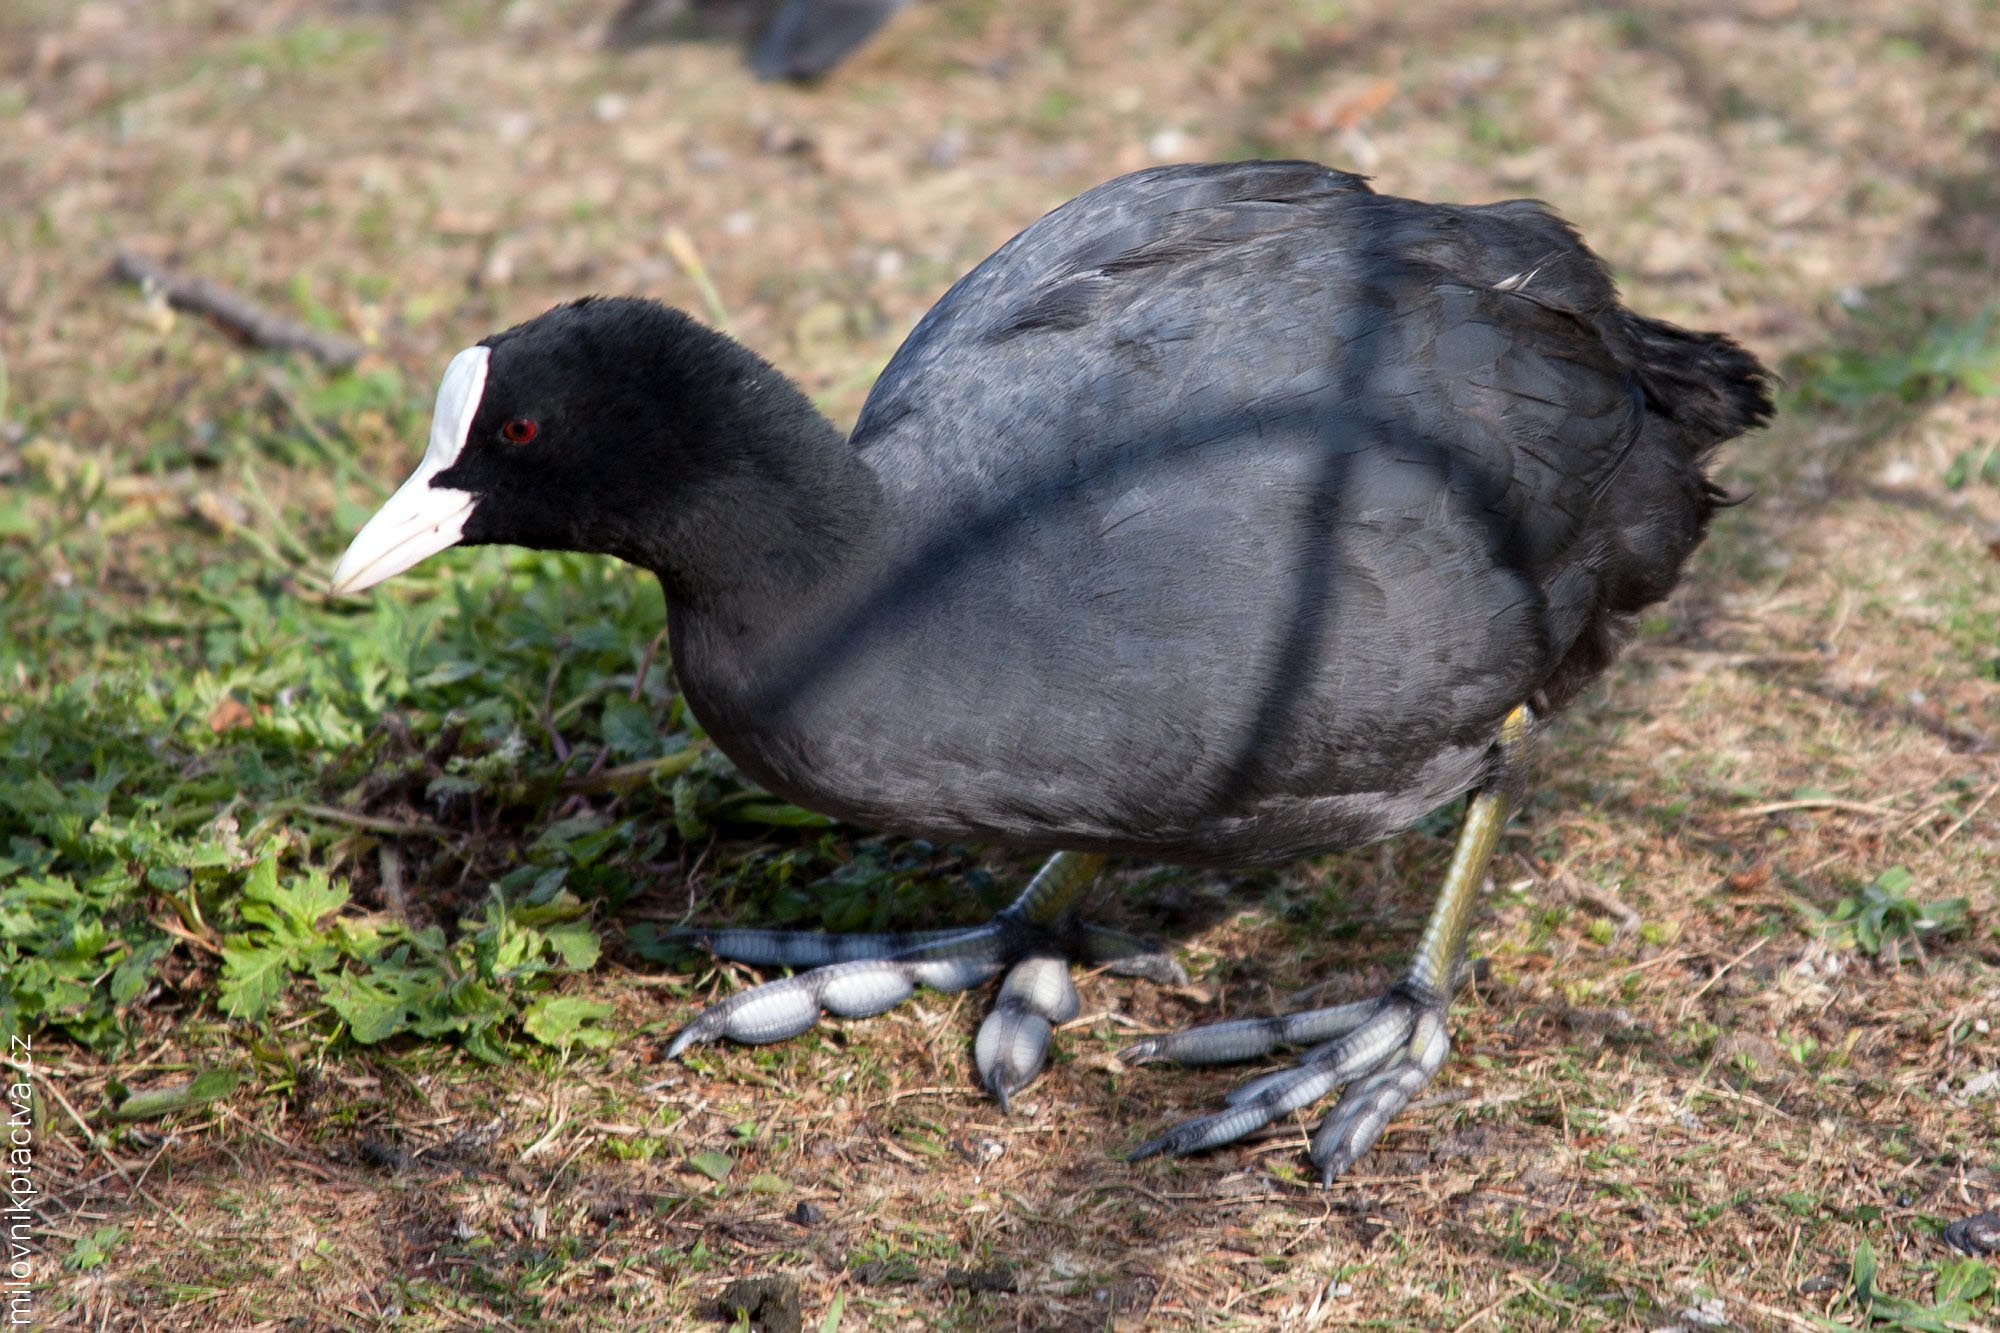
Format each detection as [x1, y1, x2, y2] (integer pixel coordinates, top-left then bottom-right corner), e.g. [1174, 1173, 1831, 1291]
[583, 316, 883, 627]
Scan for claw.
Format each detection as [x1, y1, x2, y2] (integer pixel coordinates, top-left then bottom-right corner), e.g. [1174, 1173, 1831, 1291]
[974, 954, 1079, 1108]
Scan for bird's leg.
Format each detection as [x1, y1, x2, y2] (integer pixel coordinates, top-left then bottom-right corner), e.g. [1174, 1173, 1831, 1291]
[1124, 705, 1532, 1183]
[669, 851, 1183, 1104]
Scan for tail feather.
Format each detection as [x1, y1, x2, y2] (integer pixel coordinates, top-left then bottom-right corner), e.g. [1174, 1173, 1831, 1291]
[1619, 312, 1775, 454]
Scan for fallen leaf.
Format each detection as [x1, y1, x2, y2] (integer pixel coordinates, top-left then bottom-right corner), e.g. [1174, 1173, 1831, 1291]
[207, 695, 254, 732]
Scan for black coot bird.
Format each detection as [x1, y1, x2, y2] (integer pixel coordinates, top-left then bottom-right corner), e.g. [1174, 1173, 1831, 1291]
[333, 161, 1771, 1181]
[606, 0, 907, 81]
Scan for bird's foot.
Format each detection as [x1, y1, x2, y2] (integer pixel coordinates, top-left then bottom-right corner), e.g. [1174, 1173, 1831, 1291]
[668, 911, 1184, 1108]
[1122, 974, 1454, 1184]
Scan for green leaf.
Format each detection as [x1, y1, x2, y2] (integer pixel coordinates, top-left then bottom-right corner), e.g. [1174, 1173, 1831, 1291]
[600, 695, 659, 759]
[64, 1226, 125, 1271]
[728, 800, 836, 829]
[1945, 448, 1974, 490]
[671, 774, 709, 842]
[319, 968, 428, 1043]
[818, 1291, 846, 1333]
[1852, 1239, 1877, 1303]
[542, 919, 603, 972]
[115, 1068, 241, 1119]
[110, 938, 169, 1006]
[218, 941, 291, 1020]
[1933, 1257, 1992, 1305]
[1871, 865, 1914, 896]
[520, 995, 616, 1049]
[685, 1151, 733, 1182]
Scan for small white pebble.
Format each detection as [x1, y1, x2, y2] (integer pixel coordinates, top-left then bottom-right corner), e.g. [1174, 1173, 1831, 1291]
[722, 210, 754, 237]
[1679, 1297, 1729, 1328]
[593, 92, 627, 123]
[1147, 128, 1189, 160]
[1955, 1069, 1999, 1102]
[1339, 125, 1381, 171]
[926, 127, 967, 168]
[482, 248, 515, 288]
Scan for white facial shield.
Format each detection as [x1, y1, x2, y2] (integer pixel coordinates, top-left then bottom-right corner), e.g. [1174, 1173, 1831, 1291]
[329, 345, 490, 595]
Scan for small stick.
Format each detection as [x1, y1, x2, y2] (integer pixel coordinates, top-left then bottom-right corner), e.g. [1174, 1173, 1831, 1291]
[287, 801, 452, 839]
[1937, 775, 2000, 846]
[1734, 796, 1898, 819]
[576, 628, 671, 785]
[1562, 876, 1641, 936]
[539, 657, 571, 763]
[112, 249, 366, 370]
[1677, 935, 1771, 1019]
[39, 1074, 115, 1160]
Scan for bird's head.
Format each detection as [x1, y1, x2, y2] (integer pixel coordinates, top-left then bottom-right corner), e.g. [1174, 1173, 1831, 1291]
[330, 297, 781, 596]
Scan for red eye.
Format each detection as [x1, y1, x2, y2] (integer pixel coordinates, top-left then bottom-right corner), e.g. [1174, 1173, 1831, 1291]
[499, 418, 538, 444]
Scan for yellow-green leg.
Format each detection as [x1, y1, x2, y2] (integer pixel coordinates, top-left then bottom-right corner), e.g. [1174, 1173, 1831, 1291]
[1405, 702, 1529, 996]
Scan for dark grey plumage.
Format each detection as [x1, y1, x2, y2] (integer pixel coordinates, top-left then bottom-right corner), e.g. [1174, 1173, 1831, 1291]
[670, 161, 1763, 866]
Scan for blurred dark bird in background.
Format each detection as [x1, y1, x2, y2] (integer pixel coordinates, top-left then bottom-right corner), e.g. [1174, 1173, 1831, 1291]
[606, 0, 909, 81]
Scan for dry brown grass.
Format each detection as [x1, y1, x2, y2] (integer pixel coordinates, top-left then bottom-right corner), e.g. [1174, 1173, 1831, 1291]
[6, 0, 1999, 1328]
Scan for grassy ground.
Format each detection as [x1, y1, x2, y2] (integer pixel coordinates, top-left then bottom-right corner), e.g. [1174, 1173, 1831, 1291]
[4, 0, 1999, 1328]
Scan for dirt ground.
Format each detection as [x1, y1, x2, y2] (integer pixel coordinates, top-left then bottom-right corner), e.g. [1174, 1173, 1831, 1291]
[4, 0, 2000, 1328]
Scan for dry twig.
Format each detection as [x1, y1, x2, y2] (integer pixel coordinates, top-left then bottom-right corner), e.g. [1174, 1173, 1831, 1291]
[113, 248, 366, 369]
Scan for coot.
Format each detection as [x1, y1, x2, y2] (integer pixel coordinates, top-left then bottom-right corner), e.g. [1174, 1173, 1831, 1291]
[605, 0, 907, 81]
[332, 161, 1772, 1181]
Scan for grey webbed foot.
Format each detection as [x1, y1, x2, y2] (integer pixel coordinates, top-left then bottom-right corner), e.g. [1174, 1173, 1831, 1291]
[668, 852, 1179, 1105]
[1122, 977, 1454, 1183]
[1123, 705, 1532, 1182]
